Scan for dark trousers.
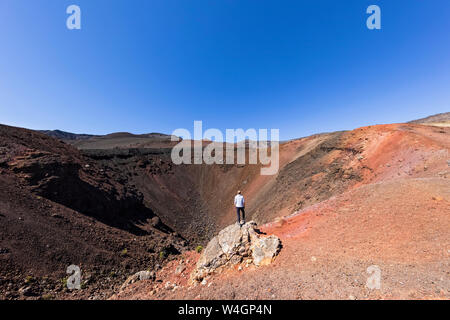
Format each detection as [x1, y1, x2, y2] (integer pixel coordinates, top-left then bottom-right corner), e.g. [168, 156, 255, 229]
[236, 207, 245, 223]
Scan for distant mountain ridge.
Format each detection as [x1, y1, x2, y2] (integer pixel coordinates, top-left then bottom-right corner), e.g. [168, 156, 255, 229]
[39, 129, 98, 141]
[40, 112, 449, 148]
[408, 112, 450, 126]
[40, 130, 178, 149]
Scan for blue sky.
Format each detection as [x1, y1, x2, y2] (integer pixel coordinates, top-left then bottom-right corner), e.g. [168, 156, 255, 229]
[0, 0, 449, 140]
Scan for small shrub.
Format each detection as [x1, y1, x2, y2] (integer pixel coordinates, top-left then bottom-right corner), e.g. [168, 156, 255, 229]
[120, 248, 128, 256]
[159, 250, 167, 260]
[195, 245, 203, 253]
[60, 277, 68, 289]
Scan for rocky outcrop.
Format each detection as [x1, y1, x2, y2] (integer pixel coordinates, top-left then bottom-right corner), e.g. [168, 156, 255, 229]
[191, 221, 281, 281]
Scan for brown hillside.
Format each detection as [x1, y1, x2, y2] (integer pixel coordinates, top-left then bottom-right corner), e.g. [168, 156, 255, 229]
[0, 125, 187, 299]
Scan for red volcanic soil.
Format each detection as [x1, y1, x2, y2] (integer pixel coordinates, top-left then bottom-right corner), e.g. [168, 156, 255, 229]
[113, 123, 449, 300]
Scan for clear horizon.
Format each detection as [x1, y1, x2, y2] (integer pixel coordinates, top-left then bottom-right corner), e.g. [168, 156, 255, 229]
[1, 1, 449, 140]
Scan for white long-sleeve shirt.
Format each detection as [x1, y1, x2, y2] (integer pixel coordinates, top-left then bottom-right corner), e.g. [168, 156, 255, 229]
[234, 194, 245, 208]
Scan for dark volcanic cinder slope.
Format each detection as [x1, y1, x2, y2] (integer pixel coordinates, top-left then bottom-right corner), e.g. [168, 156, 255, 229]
[80, 147, 261, 243]
[0, 125, 187, 300]
[80, 148, 216, 242]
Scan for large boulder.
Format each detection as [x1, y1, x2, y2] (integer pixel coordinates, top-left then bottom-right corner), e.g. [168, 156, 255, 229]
[191, 221, 281, 281]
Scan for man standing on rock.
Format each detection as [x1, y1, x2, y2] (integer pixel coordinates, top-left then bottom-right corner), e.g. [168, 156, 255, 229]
[234, 190, 246, 226]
